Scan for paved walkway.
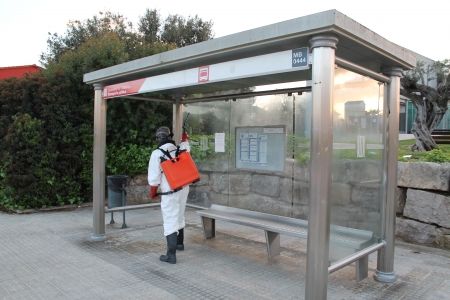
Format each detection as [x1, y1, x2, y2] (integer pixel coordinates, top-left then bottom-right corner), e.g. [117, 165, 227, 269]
[1, 207, 450, 299]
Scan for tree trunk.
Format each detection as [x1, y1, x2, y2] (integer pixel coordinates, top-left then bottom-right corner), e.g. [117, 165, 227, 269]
[410, 97, 440, 151]
[401, 75, 448, 152]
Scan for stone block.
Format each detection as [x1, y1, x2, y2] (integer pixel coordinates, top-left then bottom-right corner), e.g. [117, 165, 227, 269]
[191, 173, 209, 186]
[396, 187, 407, 214]
[331, 182, 352, 205]
[209, 173, 229, 194]
[404, 189, 450, 228]
[445, 235, 450, 249]
[187, 186, 211, 207]
[293, 181, 309, 205]
[125, 186, 156, 205]
[280, 178, 309, 204]
[395, 217, 436, 244]
[291, 204, 309, 220]
[332, 159, 382, 183]
[229, 174, 252, 195]
[251, 175, 280, 197]
[208, 173, 252, 195]
[279, 178, 293, 204]
[229, 194, 292, 217]
[294, 165, 310, 182]
[398, 162, 450, 191]
[209, 192, 230, 206]
[351, 182, 381, 211]
[196, 155, 230, 172]
[127, 174, 148, 186]
[435, 228, 450, 247]
[228, 194, 254, 210]
[330, 205, 368, 227]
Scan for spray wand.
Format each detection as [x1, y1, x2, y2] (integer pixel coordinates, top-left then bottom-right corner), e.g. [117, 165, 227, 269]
[182, 113, 190, 133]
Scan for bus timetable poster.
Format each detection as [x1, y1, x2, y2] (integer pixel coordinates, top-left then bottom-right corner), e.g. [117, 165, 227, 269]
[235, 126, 286, 172]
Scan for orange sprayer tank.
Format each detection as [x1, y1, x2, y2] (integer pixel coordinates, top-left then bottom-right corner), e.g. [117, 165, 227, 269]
[160, 151, 200, 190]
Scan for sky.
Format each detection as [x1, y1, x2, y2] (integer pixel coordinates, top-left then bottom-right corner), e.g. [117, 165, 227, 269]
[0, 0, 448, 68]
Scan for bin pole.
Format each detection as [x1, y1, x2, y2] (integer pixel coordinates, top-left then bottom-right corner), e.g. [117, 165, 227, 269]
[110, 212, 115, 224]
[92, 84, 106, 241]
[121, 183, 127, 229]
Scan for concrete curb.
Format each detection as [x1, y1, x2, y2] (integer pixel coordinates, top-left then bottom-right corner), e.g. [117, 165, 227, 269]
[11, 202, 93, 214]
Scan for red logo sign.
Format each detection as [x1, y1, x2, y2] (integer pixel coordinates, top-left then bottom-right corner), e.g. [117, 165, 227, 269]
[198, 66, 209, 82]
[102, 78, 146, 99]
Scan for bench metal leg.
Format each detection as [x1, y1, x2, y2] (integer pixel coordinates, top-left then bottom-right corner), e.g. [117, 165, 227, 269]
[355, 255, 369, 282]
[201, 217, 215, 240]
[265, 231, 281, 258]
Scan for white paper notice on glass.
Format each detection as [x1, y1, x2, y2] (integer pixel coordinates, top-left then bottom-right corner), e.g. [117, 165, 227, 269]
[215, 133, 225, 152]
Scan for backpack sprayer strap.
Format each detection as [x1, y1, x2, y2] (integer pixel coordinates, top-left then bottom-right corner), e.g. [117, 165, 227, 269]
[157, 146, 186, 195]
[158, 146, 186, 163]
[158, 147, 172, 162]
[157, 187, 183, 196]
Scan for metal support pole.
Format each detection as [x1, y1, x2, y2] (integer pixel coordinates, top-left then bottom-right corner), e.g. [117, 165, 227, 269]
[121, 183, 127, 229]
[173, 94, 184, 143]
[92, 84, 106, 241]
[374, 67, 402, 283]
[305, 34, 338, 300]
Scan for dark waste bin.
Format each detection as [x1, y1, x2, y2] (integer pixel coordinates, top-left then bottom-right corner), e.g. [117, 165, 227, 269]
[107, 175, 128, 228]
[107, 175, 127, 207]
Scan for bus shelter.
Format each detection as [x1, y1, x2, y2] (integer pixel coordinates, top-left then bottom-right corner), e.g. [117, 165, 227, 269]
[84, 10, 415, 299]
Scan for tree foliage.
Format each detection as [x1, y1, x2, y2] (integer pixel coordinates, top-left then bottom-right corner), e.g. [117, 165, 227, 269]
[401, 60, 450, 151]
[136, 9, 214, 48]
[161, 14, 214, 47]
[1, 9, 214, 210]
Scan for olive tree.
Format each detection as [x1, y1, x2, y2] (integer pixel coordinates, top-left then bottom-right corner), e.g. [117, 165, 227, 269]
[400, 59, 450, 151]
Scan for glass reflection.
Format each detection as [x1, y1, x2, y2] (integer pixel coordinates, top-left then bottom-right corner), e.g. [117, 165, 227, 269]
[329, 67, 385, 264]
[184, 82, 311, 220]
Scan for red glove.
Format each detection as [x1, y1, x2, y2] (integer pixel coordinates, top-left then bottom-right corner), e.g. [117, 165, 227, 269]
[150, 186, 159, 199]
[181, 132, 189, 142]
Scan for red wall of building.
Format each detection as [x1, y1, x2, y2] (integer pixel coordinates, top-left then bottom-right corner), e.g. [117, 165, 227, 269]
[0, 65, 40, 80]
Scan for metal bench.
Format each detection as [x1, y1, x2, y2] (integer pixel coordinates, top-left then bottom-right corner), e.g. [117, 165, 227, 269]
[197, 204, 375, 281]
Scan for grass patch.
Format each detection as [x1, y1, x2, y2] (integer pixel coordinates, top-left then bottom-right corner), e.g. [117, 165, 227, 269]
[398, 139, 450, 162]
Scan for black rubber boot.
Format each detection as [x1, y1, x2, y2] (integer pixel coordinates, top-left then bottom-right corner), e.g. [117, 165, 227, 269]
[177, 228, 184, 251]
[160, 232, 177, 264]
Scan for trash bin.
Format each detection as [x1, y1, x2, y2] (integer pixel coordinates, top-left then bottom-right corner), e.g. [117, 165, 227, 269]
[107, 175, 128, 207]
[107, 175, 128, 228]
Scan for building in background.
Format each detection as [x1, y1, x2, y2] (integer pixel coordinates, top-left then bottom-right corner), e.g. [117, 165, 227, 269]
[0, 64, 40, 80]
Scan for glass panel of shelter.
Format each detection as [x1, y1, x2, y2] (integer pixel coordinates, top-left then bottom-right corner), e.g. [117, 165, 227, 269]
[183, 74, 385, 265]
[184, 82, 312, 221]
[329, 67, 385, 264]
[183, 100, 232, 208]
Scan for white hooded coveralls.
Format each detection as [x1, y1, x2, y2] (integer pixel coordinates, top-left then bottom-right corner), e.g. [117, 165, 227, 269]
[148, 141, 190, 236]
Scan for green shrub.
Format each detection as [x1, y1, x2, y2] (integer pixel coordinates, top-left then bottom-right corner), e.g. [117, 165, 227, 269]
[0, 167, 15, 210]
[188, 134, 232, 162]
[424, 149, 450, 163]
[296, 152, 310, 166]
[106, 143, 156, 177]
[3, 115, 56, 208]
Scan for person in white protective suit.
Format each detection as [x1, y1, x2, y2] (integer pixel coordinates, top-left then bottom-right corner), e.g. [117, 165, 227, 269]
[148, 126, 190, 264]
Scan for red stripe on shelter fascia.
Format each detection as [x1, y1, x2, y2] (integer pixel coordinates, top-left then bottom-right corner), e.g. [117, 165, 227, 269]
[102, 78, 146, 99]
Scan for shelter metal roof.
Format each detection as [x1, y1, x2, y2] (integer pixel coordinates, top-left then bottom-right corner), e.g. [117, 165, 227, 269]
[83, 9, 416, 96]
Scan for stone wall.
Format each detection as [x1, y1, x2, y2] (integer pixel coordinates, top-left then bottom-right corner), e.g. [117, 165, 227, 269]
[124, 160, 450, 250]
[396, 162, 450, 249]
